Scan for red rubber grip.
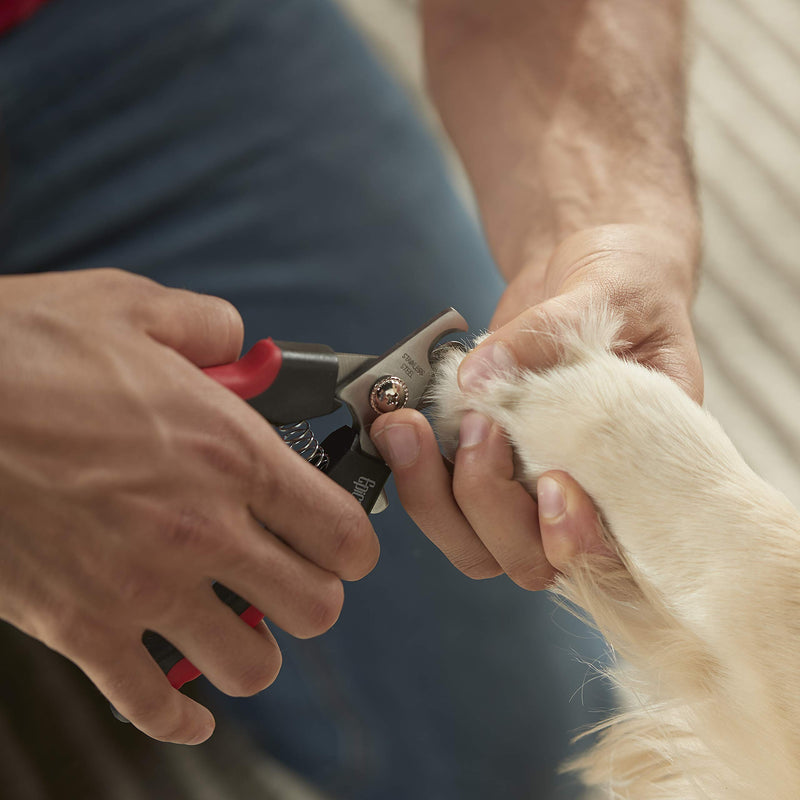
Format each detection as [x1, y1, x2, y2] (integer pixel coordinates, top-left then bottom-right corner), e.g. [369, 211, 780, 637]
[203, 338, 283, 400]
[166, 658, 202, 690]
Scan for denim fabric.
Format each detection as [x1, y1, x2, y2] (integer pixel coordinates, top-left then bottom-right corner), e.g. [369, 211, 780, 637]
[0, 1, 612, 797]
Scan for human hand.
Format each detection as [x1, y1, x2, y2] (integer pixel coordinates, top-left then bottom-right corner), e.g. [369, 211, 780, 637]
[371, 224, 699, 587]
[472, 224, 702, 403]
[371, 409, 611, 588]
[0, 269, 379, 744]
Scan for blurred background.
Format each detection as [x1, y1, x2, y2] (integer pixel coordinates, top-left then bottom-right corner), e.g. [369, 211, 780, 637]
[3, 1, 800, 798]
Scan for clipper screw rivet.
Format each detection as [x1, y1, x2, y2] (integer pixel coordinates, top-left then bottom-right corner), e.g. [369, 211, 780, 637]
[370, 376, 409, 414]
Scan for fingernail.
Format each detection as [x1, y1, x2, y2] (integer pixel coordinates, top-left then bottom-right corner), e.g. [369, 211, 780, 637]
[459, 411, 490, 449]
[374, 424, 420, 467]
[537, 476, 566, 521]
[458, 342, 516, 392]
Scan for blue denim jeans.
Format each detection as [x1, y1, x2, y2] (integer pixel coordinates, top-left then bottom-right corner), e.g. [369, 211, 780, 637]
[0, 1, 612, 797]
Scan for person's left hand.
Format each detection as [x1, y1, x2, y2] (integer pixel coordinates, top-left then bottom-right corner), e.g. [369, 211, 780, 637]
[370, 224, 699, 588]
[372, 405, 613, 588]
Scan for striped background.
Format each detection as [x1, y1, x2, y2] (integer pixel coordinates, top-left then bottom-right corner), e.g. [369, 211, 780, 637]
[690, 0, 800, 504]
[3, 2, 799, 798]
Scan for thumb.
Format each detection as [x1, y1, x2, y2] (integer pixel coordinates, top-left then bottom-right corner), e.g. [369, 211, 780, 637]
[536, 471, 613, 573]
[457, 294, 585, 392]
[144, 288, 244, 368]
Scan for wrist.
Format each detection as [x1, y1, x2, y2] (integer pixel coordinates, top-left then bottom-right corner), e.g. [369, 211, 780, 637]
[488, 181, 701, 287]
[545, 223, 700, 311]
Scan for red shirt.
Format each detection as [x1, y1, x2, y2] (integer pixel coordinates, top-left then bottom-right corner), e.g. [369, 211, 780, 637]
[0, 0, 50, 33]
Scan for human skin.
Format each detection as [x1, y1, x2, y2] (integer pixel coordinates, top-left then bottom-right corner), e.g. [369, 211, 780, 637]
[371, 0, 702, 585]
[0, 269, 379, 744]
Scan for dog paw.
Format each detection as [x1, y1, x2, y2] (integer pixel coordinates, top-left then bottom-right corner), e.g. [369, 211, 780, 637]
[428, 307, 796, 641]
[428, 307, 800, 798]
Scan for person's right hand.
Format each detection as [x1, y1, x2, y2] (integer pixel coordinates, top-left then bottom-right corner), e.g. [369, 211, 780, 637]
[0, 269, 379, 744]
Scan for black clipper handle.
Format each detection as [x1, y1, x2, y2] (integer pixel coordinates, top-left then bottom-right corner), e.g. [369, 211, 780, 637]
[321, 426, 391, 513]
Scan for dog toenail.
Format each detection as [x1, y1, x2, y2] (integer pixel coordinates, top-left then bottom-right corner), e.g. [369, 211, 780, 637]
[458, 343, 516, 391]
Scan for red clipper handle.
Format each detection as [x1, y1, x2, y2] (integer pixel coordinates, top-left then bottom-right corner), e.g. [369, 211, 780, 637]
[149, 341, 283, 691]
[203, 338, 283, 400]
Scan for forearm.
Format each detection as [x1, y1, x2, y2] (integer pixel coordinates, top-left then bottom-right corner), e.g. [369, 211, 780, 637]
[422, 0, 700, 291]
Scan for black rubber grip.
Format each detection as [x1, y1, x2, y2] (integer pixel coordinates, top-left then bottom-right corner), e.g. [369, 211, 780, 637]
[321, 426, 391, 513]
[248, 342, 341, 424]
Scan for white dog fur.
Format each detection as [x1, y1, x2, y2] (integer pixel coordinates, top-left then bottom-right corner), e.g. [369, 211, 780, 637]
[428, 306, 800, 800]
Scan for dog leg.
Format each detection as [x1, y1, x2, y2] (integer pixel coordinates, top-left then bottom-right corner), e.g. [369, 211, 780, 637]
[429, 308, 800, 799]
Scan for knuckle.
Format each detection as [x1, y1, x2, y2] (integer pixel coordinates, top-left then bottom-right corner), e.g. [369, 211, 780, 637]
[159, 506, 216, 556]
[93, 266, 133, 287]
[95, 268, 156, 306]
[297, 576, 344, 638]
[227, 649, 282, 697]
[125, 692, 174, 735]
[450, 549, 503, 580]
[249, 442, 287, 507]
[326, 504, 377, 578]
[100, 667, 190, 743]
[137, 703, 192, 744]
[452, 472, 483, 508]
[505, 557, 552, 591]
[180, 291, 245, 361]
[195, 432, 253, 484]
[124, 281, 187, 330]
[115, 566, 171, 615]
[210, 296, 244, 344]
[101, 553, 181, 621]
[46, 607, 103, 655]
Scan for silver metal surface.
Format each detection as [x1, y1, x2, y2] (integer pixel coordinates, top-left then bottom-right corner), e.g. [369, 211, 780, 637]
[372, 489, 389, 514]
[337, 308, 469, 458]
[369, 376, 409, 414]
[336, 352, 375, 384]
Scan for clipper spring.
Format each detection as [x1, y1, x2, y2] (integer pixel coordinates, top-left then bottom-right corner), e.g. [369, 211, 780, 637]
[276, 420, 330, 471]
